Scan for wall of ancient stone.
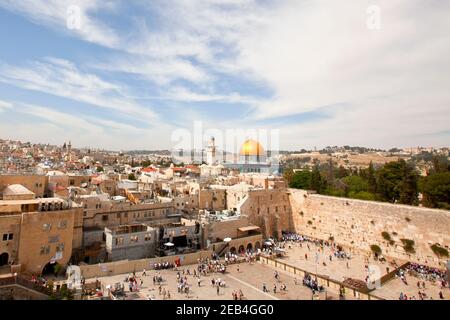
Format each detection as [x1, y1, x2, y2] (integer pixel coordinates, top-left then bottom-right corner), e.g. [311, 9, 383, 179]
[240, 188, 294, 239]
[289, 189, 450, 268]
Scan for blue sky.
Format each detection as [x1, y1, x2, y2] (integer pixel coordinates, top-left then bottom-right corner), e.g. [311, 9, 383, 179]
[0, 0, 449, 151]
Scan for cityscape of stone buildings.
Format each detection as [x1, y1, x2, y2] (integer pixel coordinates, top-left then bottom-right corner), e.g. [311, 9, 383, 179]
[0, 137, 448, 300]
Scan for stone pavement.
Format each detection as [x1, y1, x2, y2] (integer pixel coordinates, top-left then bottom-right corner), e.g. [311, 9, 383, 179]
[87, 262, 342, 300]
[278, 242, 395, 282]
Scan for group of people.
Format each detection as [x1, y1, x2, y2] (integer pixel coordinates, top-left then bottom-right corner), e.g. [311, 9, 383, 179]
[152, 262, 176, 270]
[406, 262, 448, 286]
[197, 258, 227, 275]
[281, 232, 351, 260]
[302, 274, 324, 293]
[125, 273, 143, 292]
[176, 272, 190, 296]
[398, 291, 444, 300]
[152, 273, 164, 286]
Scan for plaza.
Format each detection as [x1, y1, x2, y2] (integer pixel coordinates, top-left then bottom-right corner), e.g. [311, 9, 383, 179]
[85, 261, 343, 301]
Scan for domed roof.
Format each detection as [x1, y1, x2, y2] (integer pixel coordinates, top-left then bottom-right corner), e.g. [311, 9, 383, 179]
[240, 139, 265, 156]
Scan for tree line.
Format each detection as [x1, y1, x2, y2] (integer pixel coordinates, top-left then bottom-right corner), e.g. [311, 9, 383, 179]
[284, 155, 450, 210]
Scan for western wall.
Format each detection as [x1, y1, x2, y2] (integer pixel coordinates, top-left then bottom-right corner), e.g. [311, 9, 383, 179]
[288, 189, 450, 268]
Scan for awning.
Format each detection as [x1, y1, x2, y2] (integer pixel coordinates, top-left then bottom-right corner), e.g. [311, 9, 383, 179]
[238, 226, 260, 232]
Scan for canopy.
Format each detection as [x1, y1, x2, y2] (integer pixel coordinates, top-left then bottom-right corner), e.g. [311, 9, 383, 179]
[238, 226, 260, 232]
[224, 238, 232, 242]
[164, 242, 174, 247]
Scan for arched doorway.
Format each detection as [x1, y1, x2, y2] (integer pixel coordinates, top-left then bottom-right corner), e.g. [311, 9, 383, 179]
[230, 247, 236, 254]
[42, 261, 59, 276]
[255, 242, 261, 250]
[238, 245, 245, 254]
[247, 243, 253, 252]
[0, 252, 8, 266]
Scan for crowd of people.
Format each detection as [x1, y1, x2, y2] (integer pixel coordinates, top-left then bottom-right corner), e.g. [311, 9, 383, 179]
[302, 273, 325, 293]
[406, 262, 448, 286]
[125, 273, 143, 292]
[197, 257, 227, 275]
[176, 271, 190, 297]
[281, 232, 351, 260]
[152, 262, 176, 270]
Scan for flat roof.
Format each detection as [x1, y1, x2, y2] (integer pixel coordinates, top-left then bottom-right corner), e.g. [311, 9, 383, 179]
[238, 226, 260, 232]
[0, 197, 65, 206]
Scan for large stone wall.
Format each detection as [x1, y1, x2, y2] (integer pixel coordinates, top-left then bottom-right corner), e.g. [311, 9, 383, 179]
[240, 189, 293, 239]
[289, 189, 450, 268]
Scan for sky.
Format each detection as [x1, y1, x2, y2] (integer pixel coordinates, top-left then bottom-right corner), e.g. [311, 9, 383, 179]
[0, 0, 449, 151]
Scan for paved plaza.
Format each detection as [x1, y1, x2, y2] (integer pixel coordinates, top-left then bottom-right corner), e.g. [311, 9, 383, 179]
[372, 276, 449, 300]
[273, 241, 449, 300]
[87, 262, 343, 300]
[278, 241, 396, 282]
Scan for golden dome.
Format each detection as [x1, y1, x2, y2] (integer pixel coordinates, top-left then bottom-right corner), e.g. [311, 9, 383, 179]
[240, 139, 265, 156]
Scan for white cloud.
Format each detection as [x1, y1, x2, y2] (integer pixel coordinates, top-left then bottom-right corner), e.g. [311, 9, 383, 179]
[0, 0, 120, 48]
[0, 100, 13, 112]
[1, 0, 449, 149]
[0, 58, 157, 122]
[0, 101, 175, 150]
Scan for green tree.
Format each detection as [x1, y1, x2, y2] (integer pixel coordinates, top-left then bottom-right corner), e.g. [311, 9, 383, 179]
[431, 155, 450, 173]
[128, 173, 136, 181]
[311, 165, 327, 193]
[336, 165, 350, 179]
[348, 191, 376, 201]
[367, 161, 377, 194]
[419, 172, 450, 209]
[289, 170, 312, 189]
[376, 160, 418, 204]
[342, 175, 369, 194]
[398, 162, 419, 205]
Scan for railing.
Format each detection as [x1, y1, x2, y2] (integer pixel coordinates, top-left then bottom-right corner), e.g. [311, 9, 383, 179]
[215, 243, 229, 257]
[0, 275, 50, 296]
[259, 255, 384, 300]
[379, 261, 410, 286]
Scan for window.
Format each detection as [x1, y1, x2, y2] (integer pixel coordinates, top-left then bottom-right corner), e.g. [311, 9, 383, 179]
[145, 234, 152, 241]
[115, 237, 124, 246]
[2, 234, 8, 241]
[130, 236, 139, 243]
[8, 233, 13, 240]
[40, 245, 50, 255]
[58, 220, 67, 229]
[49, 235, 60, 243]
[70, 180, 75, 186]
[124, 212, 128, 218]
[56, 243, 65, 252]
[117, 213, 121, 219]
[267, 208, 270, 214]
[102, 215, 108, 221]
[43, 223, 52, 231]
[275, 206, 278, 213]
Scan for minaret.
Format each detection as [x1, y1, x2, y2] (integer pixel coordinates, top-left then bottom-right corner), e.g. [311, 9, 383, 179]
[206, 137, 216, 165]
[68, 141, 72, 162]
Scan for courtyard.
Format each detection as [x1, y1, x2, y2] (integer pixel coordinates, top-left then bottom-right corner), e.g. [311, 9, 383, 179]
[86, 262, 343, 300]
